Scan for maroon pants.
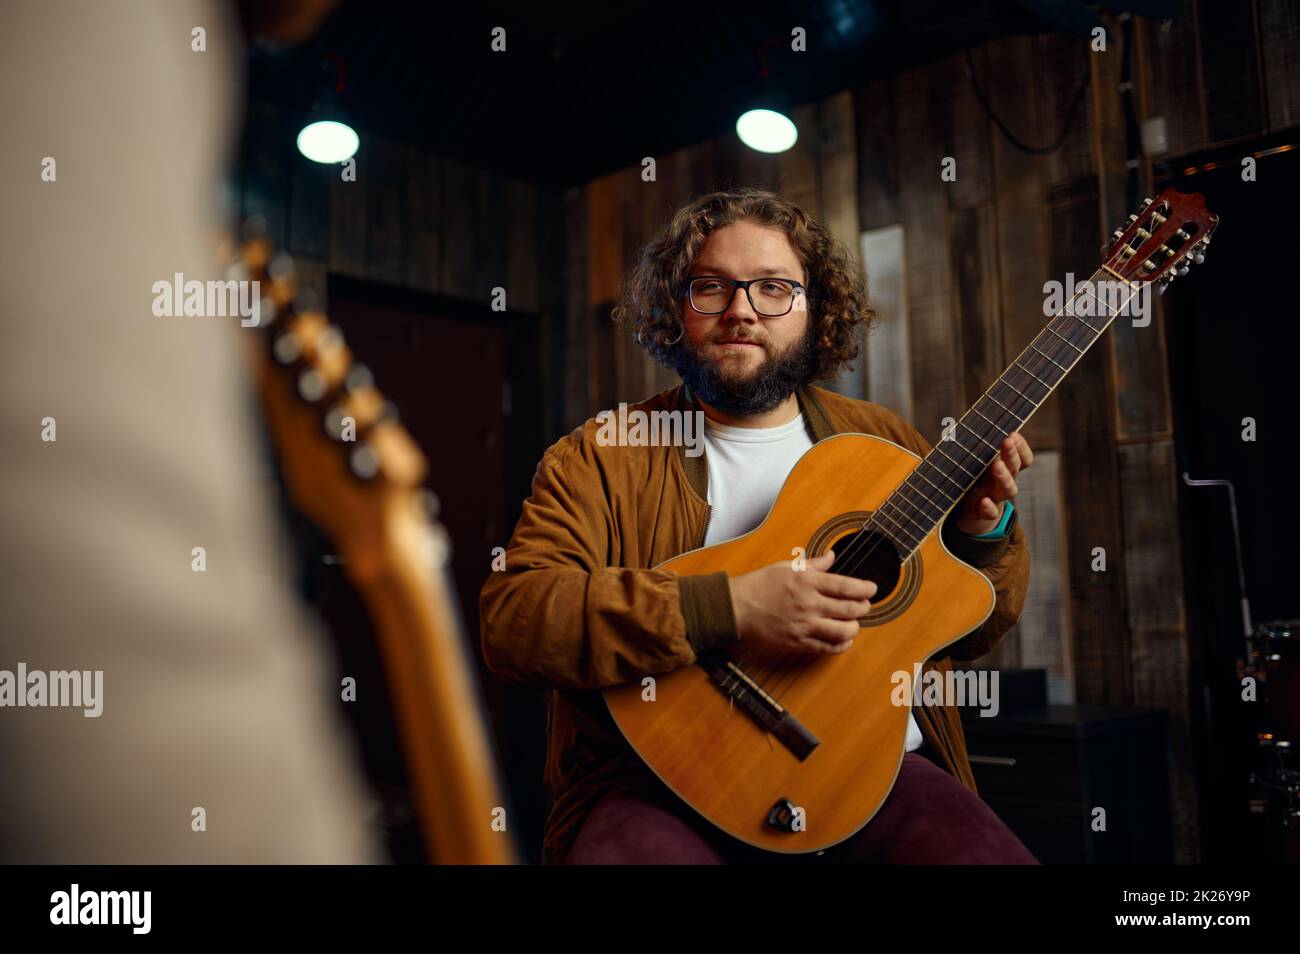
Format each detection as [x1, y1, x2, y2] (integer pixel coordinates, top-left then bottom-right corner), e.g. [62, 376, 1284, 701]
[566, 750, 1039, 864]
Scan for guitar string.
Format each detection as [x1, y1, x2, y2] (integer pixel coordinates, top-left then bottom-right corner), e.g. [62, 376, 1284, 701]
[750, 263, 1143, 700]
[749, 284, 1113, 694]
[765, 274, 1142, 702]
[744, 289, 1108, 695]
[755, 290, 1119, 700]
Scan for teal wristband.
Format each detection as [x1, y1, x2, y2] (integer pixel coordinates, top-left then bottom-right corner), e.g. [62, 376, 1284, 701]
[972, 500, 1016, 540]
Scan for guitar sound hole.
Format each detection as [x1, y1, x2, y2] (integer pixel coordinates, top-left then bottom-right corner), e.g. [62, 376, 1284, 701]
[829, 531, 901, 599]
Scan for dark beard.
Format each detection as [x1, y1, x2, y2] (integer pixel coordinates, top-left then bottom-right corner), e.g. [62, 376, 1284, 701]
[669, 325, 817, 416]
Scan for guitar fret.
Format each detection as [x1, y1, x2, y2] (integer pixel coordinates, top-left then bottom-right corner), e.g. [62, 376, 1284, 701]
[984, 392, 1022, 421]
[879, 502, 926, 538]
[889, 488, 941, 535]
[1077, 288, 1119, 319]
[1046, 325, 1085, 354]
[872, 502, 911, 534]
[1029, 344, 1068, 372]
[898, 479, 944, 516]
[934, 443, 978, 479]
[1064, 303, 1104, 333]
[996, 380, 1037, 406]
[925, 461, 966, 491]
[958, 420, 999, 452]
[911, 469, 949, 501]
[1013, 360, 1054, 390]
[970, 406, 1003, 431]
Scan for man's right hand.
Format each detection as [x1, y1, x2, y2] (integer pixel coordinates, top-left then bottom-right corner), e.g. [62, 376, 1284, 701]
[727, 550, 876, 656]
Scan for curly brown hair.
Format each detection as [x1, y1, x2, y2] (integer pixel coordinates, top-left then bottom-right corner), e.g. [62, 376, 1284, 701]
[612, 187, 873, 382]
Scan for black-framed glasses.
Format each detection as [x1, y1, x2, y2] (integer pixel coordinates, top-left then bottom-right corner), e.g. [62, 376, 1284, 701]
[685, 276, 806, 318]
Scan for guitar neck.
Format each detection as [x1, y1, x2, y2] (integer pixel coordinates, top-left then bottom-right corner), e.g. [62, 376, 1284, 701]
[873, 265, 1138, 555]
[360, 543, 517, 864]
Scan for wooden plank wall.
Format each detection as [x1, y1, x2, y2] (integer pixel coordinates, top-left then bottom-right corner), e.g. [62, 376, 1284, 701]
[239, 106, 551, 378]
[559, 1, 1300, 862]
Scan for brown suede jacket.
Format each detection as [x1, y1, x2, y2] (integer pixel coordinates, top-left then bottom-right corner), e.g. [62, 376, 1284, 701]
[479, 383, 1030, 864]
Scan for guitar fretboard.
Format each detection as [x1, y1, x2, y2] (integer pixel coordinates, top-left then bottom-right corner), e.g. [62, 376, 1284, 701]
[868, 266, 1139, 557]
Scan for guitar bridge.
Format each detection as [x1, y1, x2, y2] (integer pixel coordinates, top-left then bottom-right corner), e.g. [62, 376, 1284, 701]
[697, 651, 819, 760]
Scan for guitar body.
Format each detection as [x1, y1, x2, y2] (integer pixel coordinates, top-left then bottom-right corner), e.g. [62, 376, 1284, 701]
[604, 433, 996, 854]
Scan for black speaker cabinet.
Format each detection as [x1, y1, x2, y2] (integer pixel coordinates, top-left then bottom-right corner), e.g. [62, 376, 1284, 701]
[957, 670, 1173, 865]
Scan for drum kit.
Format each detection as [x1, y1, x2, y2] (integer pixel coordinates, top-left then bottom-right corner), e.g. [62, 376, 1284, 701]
[1244, 618, 1300, 861]
[1183, 472, 1295, 862]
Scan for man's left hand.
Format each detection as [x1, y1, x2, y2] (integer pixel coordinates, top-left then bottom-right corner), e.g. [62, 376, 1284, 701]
[953, 432, 1033, 536]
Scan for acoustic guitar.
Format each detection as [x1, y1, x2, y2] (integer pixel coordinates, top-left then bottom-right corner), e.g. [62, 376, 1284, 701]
[605, 187, 1219, 853]
[225, 228, 516, 864]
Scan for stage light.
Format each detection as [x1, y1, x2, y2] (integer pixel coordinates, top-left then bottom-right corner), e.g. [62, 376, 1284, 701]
[296, 119, 358, 164]
[736, 108, 798, 154]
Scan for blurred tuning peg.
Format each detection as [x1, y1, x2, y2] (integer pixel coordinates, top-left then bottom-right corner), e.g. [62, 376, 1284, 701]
[273, 331, 301, 365]
[1141, 197, 1153, 207]
[298, 367, 328, 403]
[268, 252, 296, 282]
[349, 443, 380, 481]
[253, 293, 276, 328]
[1176, 264, 1190, 277]
[1111, 229, 1124, 242]
[324, 405, 349, 441]
[1191, 250, 1206, 265]
[317, 324, 345, 355]
[345, 363, 375, 395]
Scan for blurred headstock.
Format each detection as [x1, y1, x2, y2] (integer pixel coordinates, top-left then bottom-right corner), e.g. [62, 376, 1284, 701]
[221, 219, 517, 864]
[219, 218, 447, 586]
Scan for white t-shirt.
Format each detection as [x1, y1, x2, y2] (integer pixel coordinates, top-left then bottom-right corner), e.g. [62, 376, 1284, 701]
[701, 413, 925, 754]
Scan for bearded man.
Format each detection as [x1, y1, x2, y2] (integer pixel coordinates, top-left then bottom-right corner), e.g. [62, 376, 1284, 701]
[480, 188, 1037, 865]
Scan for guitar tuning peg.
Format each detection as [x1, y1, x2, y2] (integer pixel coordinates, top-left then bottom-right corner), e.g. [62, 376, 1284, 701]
[1191, 250, 1206, 265]
[272, 331, 301, 365]
[349, 443, 381, 481]
[345, 363, 375, 395]
[323, 405, 349, 441]
[1126, 214, 1139, 224]
[252, 293, 276, 328]
[1156, 279, 1170, 296]
[268, 252, 296, 282]
[1176, 264, 1190, 277]
[317, 324, 345, 355]
[298, 367, 328, 403]
[1111, 229, 1124, 241]
[1142, 197, 1153, 206]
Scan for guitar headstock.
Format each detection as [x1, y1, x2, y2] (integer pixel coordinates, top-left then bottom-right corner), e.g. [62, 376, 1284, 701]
[1103, 186, 1220, 294]
[220, 219, 448, 585]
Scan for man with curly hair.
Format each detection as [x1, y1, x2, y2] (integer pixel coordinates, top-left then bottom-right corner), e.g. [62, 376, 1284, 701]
[481, 188, 1037, 864]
